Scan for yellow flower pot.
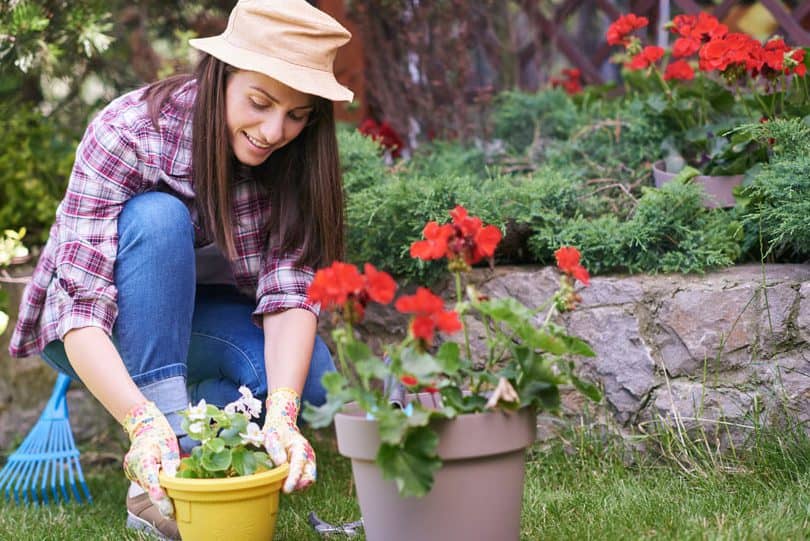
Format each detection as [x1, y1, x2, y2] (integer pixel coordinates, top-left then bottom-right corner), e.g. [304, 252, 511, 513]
[159, 463, 289, 541]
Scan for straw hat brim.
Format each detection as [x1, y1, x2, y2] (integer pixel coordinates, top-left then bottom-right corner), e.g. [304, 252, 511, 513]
[189, 36, 354, 102]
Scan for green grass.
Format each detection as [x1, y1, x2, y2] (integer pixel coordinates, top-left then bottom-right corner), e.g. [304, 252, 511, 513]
[3, 426, 810, 540]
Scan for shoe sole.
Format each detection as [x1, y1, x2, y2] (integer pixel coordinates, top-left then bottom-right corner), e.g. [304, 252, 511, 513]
[126, 511, 174, 541]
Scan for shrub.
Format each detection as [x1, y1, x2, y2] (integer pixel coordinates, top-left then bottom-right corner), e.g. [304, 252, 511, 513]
[0, 107, 76, 242]
[737, 119, 810, 260]
[492, 89, 580, 154]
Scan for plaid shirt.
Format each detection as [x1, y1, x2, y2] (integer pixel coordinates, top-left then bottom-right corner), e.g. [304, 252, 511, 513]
[9, 80, 318, 358]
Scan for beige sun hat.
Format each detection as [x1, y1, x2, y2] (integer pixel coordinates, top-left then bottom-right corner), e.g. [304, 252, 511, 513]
[189, 0, 354, 102]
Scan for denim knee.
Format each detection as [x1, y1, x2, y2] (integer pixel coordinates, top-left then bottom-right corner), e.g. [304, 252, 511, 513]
[118, 191, 194, 254]
[301, 336, 336, 407]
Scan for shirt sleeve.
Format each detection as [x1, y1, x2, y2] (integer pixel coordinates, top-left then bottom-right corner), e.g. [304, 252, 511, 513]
[53, 120, 143, 339]
[252, 246, 320, 322]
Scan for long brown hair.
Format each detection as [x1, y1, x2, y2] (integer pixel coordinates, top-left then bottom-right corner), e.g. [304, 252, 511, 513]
[142, 54, 344, 268]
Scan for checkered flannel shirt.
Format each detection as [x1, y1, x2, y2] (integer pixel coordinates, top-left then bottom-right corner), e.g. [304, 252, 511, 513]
[9, 80, 317, 358]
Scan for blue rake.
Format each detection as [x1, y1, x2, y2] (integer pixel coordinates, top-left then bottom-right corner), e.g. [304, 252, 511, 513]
[0, 373, 92, 505]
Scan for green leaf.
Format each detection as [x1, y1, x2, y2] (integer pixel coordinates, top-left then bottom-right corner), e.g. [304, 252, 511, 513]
[519, 381, 561, 411]
[434, 342, 461, 374]
[201, 448, 232, 472]
[401, 346, 443, 378]
[571, 374, 602, 402]
[205, 438, 225, 454]
[321, 371, 349, 394]
[559, 335, 596, 357]
[231, 446, 257, 476]
[375, 406, 409, 445]
[376, 426, 442, 498]
[355, 356, 389, 387]
[302, 397, 348, 428]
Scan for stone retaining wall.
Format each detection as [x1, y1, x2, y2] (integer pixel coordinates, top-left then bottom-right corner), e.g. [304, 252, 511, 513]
[1, 264, 808, 454]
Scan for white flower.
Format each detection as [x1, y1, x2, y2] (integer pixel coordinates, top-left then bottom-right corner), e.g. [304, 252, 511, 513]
[188, 421, 205, 435]
[239, 422, 264, 447]
[224, 386, 263, 419]
[238, 386, 263, 418]
[187, 399, 208, 422]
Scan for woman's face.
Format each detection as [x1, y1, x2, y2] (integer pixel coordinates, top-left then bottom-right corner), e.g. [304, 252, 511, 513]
[225, 70, 314, 166]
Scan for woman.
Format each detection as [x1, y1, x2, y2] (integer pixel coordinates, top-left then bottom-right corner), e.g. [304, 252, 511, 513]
[8, 0, 353, 538]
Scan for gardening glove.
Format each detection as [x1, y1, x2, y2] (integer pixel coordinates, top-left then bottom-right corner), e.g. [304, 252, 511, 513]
[262, 387, 317, 493]
[122, 401, 180, 518]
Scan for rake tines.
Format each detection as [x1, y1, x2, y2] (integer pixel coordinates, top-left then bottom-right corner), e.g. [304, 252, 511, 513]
[0, 373, 92, 505]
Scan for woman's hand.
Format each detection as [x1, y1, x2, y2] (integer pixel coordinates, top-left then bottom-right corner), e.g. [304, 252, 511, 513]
[262, 387, 316, 493]
[122, 401, 180, 517]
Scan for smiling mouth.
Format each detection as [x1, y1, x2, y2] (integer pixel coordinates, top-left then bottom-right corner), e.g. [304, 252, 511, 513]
[244, 131, 272, 150]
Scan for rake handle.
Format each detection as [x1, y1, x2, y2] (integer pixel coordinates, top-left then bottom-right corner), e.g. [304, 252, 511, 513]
[43, 373, 72, 420]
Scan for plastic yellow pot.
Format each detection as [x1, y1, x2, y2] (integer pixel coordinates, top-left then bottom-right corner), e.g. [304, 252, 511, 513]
[159, 463, 289, 541]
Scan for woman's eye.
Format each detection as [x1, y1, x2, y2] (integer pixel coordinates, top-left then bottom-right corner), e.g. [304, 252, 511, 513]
[249, 97, 269, 109]
[288, 112, 309, 122]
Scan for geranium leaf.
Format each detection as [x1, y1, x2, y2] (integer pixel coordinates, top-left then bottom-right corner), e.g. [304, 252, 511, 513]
[218, 426, 242, 447]
[571, 374, 602, 402]
[435, 342, 460, 374]
[302, 396, 349, 428]
[559, 335, 596, 357]
[355, 356, 389, 387]
[376, 406, 409, 445]
[376, 426, 442, 498]
[401, 346, 443, 378]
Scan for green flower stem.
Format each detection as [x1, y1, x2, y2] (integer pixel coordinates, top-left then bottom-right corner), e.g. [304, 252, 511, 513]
[653, 66, 688, 131]
[454, 271, 473, 364]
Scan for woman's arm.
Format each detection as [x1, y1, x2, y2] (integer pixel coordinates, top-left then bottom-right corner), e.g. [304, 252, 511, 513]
[262, 308, 318, 493]
[262, 308, 317, 393]
[64, 326, 179, 516]
[64, 327, 145, 421]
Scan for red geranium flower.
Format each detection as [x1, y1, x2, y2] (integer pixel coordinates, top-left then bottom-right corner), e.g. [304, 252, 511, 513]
[550, 68, 583, 95]
[307, 262, 365, 309]
[554, 246, 590, 286]
[606, 14, 649, 46]
[308, 261, 397, 323]
[400, 374, 418, 387]
[364, 263, 397, 304]
[358, 118, 405, 159]
[627, 46, 665, 70]
[410, 206, 502, 268]
[395, 287, 462, 345]
[664, 60, 695, 81]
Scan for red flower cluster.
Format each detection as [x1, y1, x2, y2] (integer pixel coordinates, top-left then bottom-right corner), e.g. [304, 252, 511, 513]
[608, 12, 807, 81]
[410, 205, 502, 269]
[307, 262, 397, 323]
[358, 118, 405, 159]
[550, 68, 583, 95]
[627, 46, 665, 70]
[394, 287, 462, 345]
[606, 14, 649, 46]
[554, 246, 590, 286]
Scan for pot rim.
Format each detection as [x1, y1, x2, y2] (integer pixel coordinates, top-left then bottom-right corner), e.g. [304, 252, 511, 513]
[159, 462, 289, 492]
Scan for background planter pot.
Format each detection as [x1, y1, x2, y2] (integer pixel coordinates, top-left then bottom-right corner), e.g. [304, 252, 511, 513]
[335, 396, 537, 541]
[159, 463, 288, 541]
[652, 160, 743, 208]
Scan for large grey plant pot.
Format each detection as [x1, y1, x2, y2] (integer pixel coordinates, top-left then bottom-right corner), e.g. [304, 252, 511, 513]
[652, 160, 743, 208]
[334, 397, 536, 541]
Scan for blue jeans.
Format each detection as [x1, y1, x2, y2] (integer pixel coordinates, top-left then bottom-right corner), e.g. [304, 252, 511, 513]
[41, 192, 334, 434]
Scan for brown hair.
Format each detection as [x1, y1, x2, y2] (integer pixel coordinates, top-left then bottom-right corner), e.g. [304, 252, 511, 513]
[142, 54, 344, 268]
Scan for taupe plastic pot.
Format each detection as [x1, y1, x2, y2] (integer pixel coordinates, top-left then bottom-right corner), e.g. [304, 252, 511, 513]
[652, 160, 743, 208]
[334, 396, 536, 541]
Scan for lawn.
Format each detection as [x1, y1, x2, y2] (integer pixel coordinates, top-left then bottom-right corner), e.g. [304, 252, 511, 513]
[2, 425, 810, 540]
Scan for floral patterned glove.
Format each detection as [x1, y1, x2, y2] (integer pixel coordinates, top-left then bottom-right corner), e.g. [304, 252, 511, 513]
[262, 387, 316, 493]
[122, 401, 180, 518]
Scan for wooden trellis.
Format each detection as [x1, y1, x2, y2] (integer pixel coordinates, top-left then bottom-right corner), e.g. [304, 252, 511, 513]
[522, 0, 810, 85]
